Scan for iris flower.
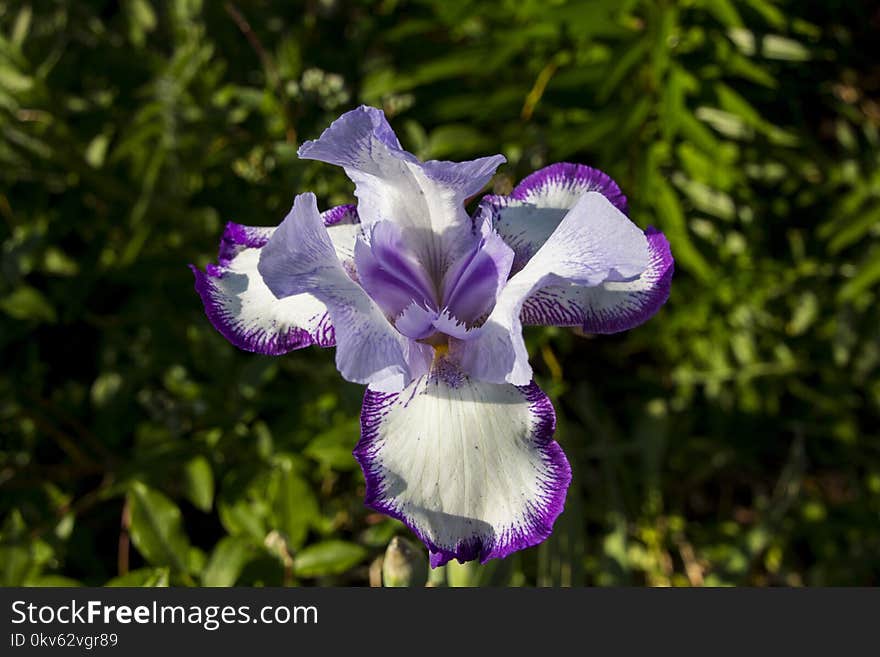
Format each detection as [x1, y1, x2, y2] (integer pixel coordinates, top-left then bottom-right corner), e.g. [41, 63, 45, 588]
[192, 106, 673, 567]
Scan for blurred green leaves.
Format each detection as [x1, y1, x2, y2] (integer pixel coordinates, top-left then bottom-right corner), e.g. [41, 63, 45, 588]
[0, 285, 56, 323]
[127, 483, 193, 575]
[202, 536, 251, 587]
[292, 540, 367, 578]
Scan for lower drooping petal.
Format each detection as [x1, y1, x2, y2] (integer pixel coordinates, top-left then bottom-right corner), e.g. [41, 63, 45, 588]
[258, 193, 431, 391]
[191, 205, 360, 354]
[355, 360, 570, 567]
[521, 227, 673, 333]
[456, 191, 650, 385]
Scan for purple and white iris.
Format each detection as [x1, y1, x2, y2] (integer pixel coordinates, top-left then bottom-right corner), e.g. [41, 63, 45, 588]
[192, 106, 673, 567]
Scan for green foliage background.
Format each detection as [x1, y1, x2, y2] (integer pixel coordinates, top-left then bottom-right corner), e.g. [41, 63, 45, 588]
[1, 0, 878, 586]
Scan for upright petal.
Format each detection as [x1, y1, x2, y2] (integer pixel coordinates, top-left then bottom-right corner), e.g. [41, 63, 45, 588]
[354, 221, 439, 319]
[455, 192, 650, 385]
[355, 359, 570, 567]
[522, 227, 673, 333]
[440, 222, 515, 325]
[258, 193, 431, 391]
[298, 105, 505, 277]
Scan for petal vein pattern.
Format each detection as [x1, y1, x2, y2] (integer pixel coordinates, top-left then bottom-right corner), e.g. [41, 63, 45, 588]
[355, 362, 570, 567]
[521, 227, 673, 333]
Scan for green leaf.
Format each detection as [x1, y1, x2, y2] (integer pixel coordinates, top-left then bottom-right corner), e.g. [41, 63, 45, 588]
[728, 29, 810, 61]
[424, 125, 492, 159]
[828, 204, 880, 254]
[741, 0, 786, 28]
[11, 5, 33, 48]
[704, 0, 744, 28]
[839, 247, 880, 303]
[0, 63, 33, 94]
[695, 107, 752, 140]
[91, 372, 123, 407]
[292, 540, 367, 578]
[218, 498, 267, 542]
[0, 545, 32, 586]
[649, 6, 678, 80]
[106, 567, 170, 587]
[272, 460, 319, 550]
[680, 111, 725, 152]
[762, 35, 811, 61]
[549, 111, 619, 158]
[85, 133, 111, 168]
[0, 286, 57, 323]
[202, 536, 252, 587]
[127, 483, 191, 573]
[304, 419, 360, 471]
[597, 39, 649, 103]
[672, 173, 736, 221]
[26, 575, 82, 587]
[715, 83, 763, 126]
[727, 52, 777, 88]
[184, 455, 214, 512]
[653, 177, 713, 283]
[126, 0, 157, 47]
[660, 66, 689, 141]
[42, 247, 79, 276]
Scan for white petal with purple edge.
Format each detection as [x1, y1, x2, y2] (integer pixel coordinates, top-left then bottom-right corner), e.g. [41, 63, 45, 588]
[355, 360, 570, 567]
[510, 162, 628, 212]
[218, 204, 360, 269]
[456, 192, 650, 385]
[298, 105, 505, 277]
[258, 193, 431, 391]
[478, 202, 568, 274]
[191, 205, 361, 354]
[477, 162, 673, 334]
[522, 227, 673, 333]
[478, 162, 628, 273]
[191, 250, 333, 355]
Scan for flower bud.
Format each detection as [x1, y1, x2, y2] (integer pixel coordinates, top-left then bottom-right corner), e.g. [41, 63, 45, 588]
[382, 536, 428, 587]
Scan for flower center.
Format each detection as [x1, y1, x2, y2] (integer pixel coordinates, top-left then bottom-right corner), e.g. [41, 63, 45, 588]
[354, 220, 513, 342]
